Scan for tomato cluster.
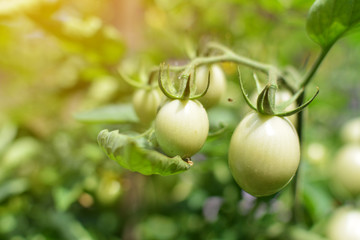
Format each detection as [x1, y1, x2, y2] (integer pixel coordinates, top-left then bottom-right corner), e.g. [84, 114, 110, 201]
[130, 64, 301, 197]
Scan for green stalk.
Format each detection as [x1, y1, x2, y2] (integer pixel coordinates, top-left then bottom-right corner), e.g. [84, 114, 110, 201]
[149, 42, 281, 79]
[291, 45, 333, 223]
[300, 45, 332, 88]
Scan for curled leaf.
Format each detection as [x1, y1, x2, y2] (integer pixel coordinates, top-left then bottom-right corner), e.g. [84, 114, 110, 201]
[97, 130, 191, 176]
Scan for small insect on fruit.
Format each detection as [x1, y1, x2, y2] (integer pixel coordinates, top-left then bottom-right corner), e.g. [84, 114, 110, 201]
[228, 112, 300, 197]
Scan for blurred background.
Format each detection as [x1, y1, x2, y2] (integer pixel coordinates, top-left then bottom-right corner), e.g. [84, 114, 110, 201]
[1, 0, 360, 239]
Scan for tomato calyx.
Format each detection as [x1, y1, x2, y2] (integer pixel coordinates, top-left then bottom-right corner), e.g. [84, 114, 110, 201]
[158, 63, 210, 100]
[238, 67, 319, 117]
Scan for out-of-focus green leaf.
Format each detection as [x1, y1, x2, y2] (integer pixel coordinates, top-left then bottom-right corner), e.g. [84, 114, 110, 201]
[97, 129, 191, 176]
[306, 0, 360, 48]
[0, 122, 17, 155]
[302, 181, 333, 222]
[0, 179, 28, 202]
[138, 215, 178, 240]
[2, 137, 40, 170]
[74, 104, 139, 124]
[48, 211, 95, 240]
[288, 226, 328, 240]
[53, 185, 83, 211]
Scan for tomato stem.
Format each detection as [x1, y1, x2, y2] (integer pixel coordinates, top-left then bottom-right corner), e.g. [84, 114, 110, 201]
[291, 44, 334, 223]
[300, 45, 333, 88]
[290, 91, 305, 224]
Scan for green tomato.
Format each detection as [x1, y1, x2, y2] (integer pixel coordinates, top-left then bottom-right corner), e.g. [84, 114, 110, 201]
[195, 64, 227, 108]
[155, 99, 209, 158]
[340, 117, 360, 144]
[327, 207, 360, 240]
[228, 112, 300, 197]
[132, 88, 162, 124]
[331, 144, 360, 198]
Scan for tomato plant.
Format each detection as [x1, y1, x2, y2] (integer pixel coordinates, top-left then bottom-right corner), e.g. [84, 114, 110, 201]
[5, 0, 360, 239]
[155, 99, 209, 158]
[228, 111, 300, 197]
[195, 64, 226, 108]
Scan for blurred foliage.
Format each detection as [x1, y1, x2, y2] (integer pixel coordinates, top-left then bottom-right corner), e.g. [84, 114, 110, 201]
[1, 0, 360, 239]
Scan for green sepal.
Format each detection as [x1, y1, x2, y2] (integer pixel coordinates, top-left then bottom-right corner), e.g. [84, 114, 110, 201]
[181, 75, 191, 99]
[158, 63, 180, 99]
[189, 69, 211, 100]
[253, 72, 263, 94]
[256, 84, 276, 115]
[207, 122, 227, 139]
[97, 129, 191, 176]
[275, 88, 304, 112]
[177, 74, 188, 99]
[238, 68, 257, 111]
[256, 85, 267, 113]
[275, 87, 320, 117]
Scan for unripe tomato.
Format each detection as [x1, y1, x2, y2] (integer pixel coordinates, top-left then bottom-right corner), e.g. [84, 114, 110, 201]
[228, 112, 300, 197]
[195, 64, 227, 108]
[327, 207, 360, 240]
[331, 144, 360, 198]
[132, 88, 162, 124]
[340, 117, 360, 144]
[155, 99, 209, 158]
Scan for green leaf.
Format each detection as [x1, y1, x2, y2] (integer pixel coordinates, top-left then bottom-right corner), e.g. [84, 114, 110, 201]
[48, 211, 95, 240]
[302, 181, 333, 222]
[97, 129, 191, 176]
[53, 185, 83, 211]
[0, 179, 28, 202]
[74, 103, 139, 124]
[306, 0, 360, 48]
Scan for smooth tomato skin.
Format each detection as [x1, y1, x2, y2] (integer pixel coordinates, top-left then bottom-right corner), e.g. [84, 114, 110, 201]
[327, 207, 360, 240]
[132, 88, 162, 124]
[196, 64, 226, 108]
[331, 144, 360, 198]
[155, 99, 209, 158]
[228, 112, 300, 197]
